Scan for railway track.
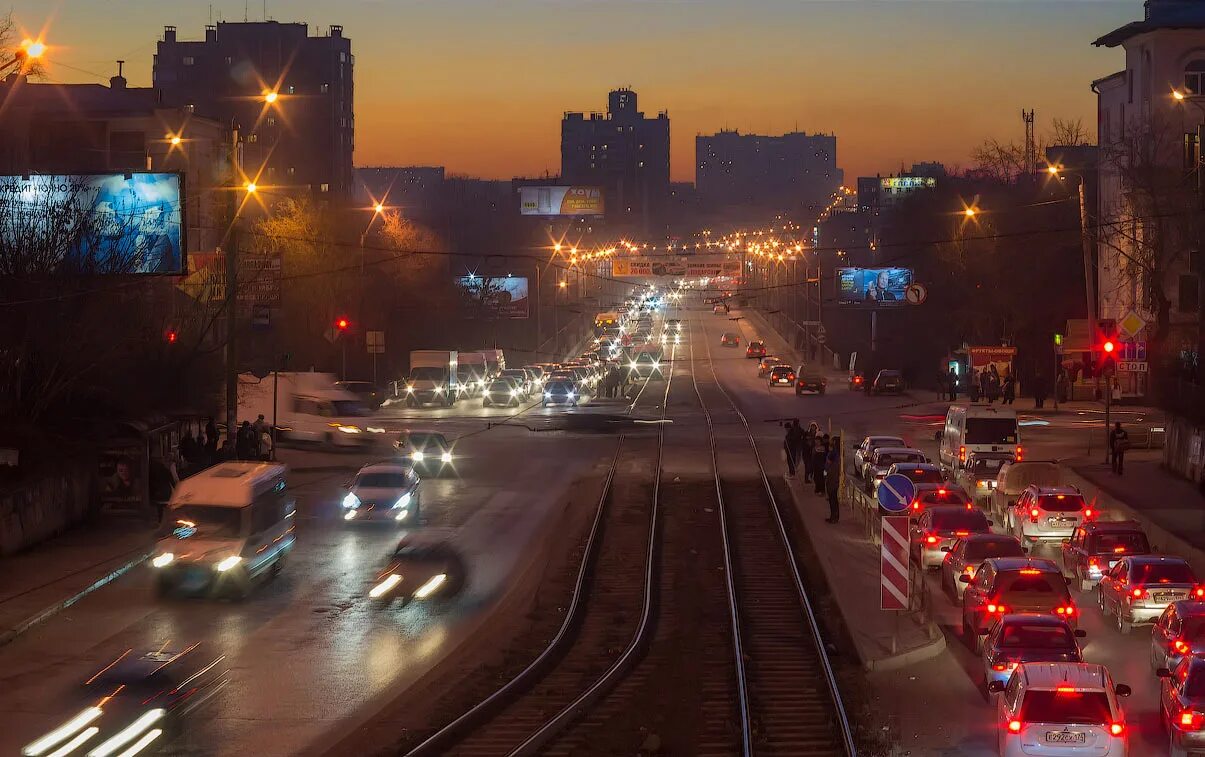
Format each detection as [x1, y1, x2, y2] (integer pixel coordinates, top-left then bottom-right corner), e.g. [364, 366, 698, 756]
[404, 356, 673, 756]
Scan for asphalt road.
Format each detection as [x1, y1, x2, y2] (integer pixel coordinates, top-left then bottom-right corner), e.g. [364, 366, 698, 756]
[0, 396, 616, 757]
[691, 305, 1174, 756]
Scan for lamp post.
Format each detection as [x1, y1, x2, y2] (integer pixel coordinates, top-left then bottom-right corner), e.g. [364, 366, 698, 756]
[1173, 89, 1205, 390]
[0, 38, 45, 77]
[1047, 164, 1100, 404]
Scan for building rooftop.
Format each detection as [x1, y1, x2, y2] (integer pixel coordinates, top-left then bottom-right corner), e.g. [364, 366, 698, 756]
[0, 79, 161, 116]
[1094, 0, 1205, 47]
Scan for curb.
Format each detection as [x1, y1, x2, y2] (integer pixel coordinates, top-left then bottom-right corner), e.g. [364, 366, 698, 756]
[862, 630, 947, 672]
[0, 552, 149, 648]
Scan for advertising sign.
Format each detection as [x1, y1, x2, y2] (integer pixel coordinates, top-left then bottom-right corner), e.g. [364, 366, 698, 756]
[612, 259, 653, 277]
[97, 444, 146, 512]
[880, 176, 937, 191]
[519, 186, 604, 217]
[175, 252, 280, 305]
[836, 267, 913, 306]
[0, 173, 184, 274]
[455, 275, 530, 319]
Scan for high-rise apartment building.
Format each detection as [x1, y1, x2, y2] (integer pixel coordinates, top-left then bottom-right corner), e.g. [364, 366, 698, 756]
[695, 130, 841, 214]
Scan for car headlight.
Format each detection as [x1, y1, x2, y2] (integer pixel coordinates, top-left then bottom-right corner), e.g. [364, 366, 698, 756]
[342, 492, 360, 508]
[337, 425, 361, 434]
[215, 555, 242, 572]
[22, 706, 104, 757]
[441, 451, 453, 463]
[151, 552, 174, 568]
[411, 450, 425, 462]
[414, 573, 447, 599]
[83, 708, 165, 757]
[434, 386, 444, 394]
[405, 385, 415, 393]
[394, 493, 412, 509]
[369, 573, 401, 599]
[511, 388, 520, 396]
[567, 391, 576, 399]
[544, 391, 552, 399]
[344, 509, 357, 520]
[478, 379, 487, 387]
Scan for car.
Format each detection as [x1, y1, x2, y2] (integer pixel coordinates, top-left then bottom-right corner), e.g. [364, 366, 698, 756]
[543, 379, 580, 407]
[887, 462, 946, 487]
[871, 369, 904, 395]
[961, 557, 1075, 653]
[499, 369, 533, 396]
[1007, 485, 1092, 547]
[1151, 601, 1205, 674]
[849, 371, 866, 391]
[335, 380, 384, 409]
[757, 356, 786, 377]
[909, 482, 974, 515]
[1158, 656, 1205, 757]
[628, 351, 664, 378]
[20, 645, 229, 757]
[863, 447, 928, 490]
[368, 530, 467, 605]
[767, 365, 796, 388]
[522, 365, 547, 388]
[395, 431, 455, 476]
[988, 662, 1131, 756]
[746, 340, 767, 358]
[340, 462, 422, 524]
[666, 319, 682, 332]
[990, 460, 1062, 522]
[912, 505, 993, 570]
[982, 615, 1086, 690]
[955, 451, 1015, 505]
[1060, 520, 1152, 591]
[942, 533, 1027, 600]
[720, 332, 741, 347]
[1098, 555, 1203, 633]
[795, 367, 827, 395]
[854, 435, 906, 472]
[713, 304, 727, 315]
[482, 378, 524, 407]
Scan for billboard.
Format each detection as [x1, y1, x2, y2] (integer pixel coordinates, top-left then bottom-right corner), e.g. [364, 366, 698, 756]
[520, 186, 604, 217]
[612, 259, 653, 277]
[836, 267, 913, 306]
[0, 173, 184, 274]
[455, 276, 530, 319]
[880, 176, 936, 191]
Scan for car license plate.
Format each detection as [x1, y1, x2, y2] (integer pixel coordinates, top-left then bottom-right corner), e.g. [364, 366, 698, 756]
[1045, 731, 1086, 744]
[1155, 592, 1181, 602]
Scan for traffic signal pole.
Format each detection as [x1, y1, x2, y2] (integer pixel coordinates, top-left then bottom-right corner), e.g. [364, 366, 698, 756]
[224, 122, 241, 452]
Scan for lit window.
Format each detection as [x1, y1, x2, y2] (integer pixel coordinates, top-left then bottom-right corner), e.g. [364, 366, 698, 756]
[224, 56, 233, 65]
[183, 56, 195, 66]
[287, 167, 295, 176]
[247, 133, 258, 143]
[1186, 60, 1205, 94]
[320, 83, 330, 93]
[287, 86, 295, 94]
[320, 183, 330, 193]
[266, 116, 276, 127]
[185, 104, 195, 113]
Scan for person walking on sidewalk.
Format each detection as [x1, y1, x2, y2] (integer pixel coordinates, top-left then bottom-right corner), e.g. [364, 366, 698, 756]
[824, 439, 841, 523]
[1109, 422, 1130, 475]
[800, 423, 816, 483]
[812, 434, 829, 495]
[783, 422, 800, 477]
[1032, 372, 1048, 409]
[1002, 374, 1016, 405]
[947, 368, 959, 401]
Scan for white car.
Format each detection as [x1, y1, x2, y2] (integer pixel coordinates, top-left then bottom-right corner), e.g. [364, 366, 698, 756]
[988, 662, 1131, 756]
[341, 462, 422, 524]
[862, 447, 928, 491]
[853, 435, 906, 473]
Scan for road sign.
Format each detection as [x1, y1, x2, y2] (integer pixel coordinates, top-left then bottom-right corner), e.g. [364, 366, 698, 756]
[881, 516, 911, 611]
[905, 283, 928, 305]
[1118, 361, 1148, 373]
[817, 333, 827, 345]
[877, 473, 915, 513]
[366, 331, 386, 355]
[1118, 310, 1147, 339]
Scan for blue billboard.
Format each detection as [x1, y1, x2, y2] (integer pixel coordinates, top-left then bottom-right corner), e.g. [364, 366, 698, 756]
[836, 267, 913, 306]
[455, 275, 530, 319]
[0, 173, 184, 274]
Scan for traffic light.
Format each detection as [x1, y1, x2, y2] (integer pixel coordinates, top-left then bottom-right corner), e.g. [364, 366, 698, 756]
[165, 329, 178, 344]
[1100, 337, 1117, 374]
[335, 317, 350, 332]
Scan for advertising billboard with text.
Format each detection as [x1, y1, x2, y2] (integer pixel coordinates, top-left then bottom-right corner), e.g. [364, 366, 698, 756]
[0, 173, 184, 274]
[612, 259, 653, 277]
[454, 276, 530, 319]
[520, 186, 604, 217]
[836, 267, 913, 306]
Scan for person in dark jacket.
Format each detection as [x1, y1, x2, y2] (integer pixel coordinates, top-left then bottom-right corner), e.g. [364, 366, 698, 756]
[1002, 374, 1016, 405]
[825, 439, 842, 523]
[783, 423, 799, 477]
[800, 424, 816, 482]
[812, 434, 829, 494]
[1032, 372, 1048, 409]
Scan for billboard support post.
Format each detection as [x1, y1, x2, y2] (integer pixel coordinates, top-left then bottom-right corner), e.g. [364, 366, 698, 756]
[224, 121, 241, 452]
[870, 310, 878, 354]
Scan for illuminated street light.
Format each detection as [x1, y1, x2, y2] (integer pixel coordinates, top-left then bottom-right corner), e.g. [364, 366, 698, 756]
[1174, 89, 1187, 101]
[170, 135, 182, 146]
[373, 202, 385, 214]
[1047, 164, 1060, 176]
[21, 39, 46, 58]
[964, 207, 978, 218]
[244, 182, 258, 194]
[263, 90, 279, 104]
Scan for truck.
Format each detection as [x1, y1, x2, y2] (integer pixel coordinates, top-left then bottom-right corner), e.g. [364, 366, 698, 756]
[595, 311, 620, 334]
[403, 350, 460, 407]
[237, 371, 376, 448]
[457, 351, 489, 398]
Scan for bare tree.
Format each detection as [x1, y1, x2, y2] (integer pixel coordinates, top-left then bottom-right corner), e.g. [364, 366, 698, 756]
[970, 139, 1027, 184]
[0, 12, 46, 79]
[1050, 117, 1091, 147]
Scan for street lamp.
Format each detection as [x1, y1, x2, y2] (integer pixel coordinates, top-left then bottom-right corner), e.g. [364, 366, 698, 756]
[1, 37, 46, 76]
[263, 90, 279, 104]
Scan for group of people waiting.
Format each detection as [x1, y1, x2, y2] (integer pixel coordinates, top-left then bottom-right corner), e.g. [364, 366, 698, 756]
[177, 415, 273, 477]
[783, 420, 842, 524]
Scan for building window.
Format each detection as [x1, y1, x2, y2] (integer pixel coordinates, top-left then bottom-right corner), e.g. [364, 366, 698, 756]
[185, 104, 195, 113]
[225, 56, 232, 65]
[286, 85, 295, 95]
[1185, 60, 1205, 94]
[287, 167, 295, 176]
[320, 83, 330, 93]
[183, 56, 195, 66]
[320, 183, 330, 193]
[247, 133, 258, 143]
[339, 52, 348, 62]
[266, 116, 277, 127]
[1180, 274, 1200, 312]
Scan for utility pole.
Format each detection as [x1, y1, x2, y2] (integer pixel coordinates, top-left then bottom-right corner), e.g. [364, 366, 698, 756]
[224, 120, 242, 451]
[1022, 109, 1036, 179]
[1078, 178, 1099, 368]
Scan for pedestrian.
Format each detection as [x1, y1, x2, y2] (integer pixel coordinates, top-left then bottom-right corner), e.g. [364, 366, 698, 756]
[800, 423, 816, 482]
[978, 368, 989, 402]
[783, 422, 799, 477]
[1056, 369, 1070, 404]
[235, 421, 254, 461]
[812, 434, 829, 495]
[825, 439, 841, 523]
[252, 414, 271, 459]
[947, 368, 959, 401]
[987, 372, 1001, 405]
[1002, 374, 1015, 405]
[204, 418, 218, 460]
[936, 369, 947, 401]
[1032, 372, 1048, 410]
[789, 420, 807, 476]
[1109, 422, 1130, 475]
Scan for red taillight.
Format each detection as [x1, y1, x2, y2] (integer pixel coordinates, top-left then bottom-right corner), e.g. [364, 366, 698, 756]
[955, 530, 970, 536]
[1175, 639, 1191, 654]
[912, 501, 921, 512]
[938, 488, 947, 495]
[1055, 605, 1076, 616]
[1030, 508, 1040, 518]
[1007, 719, 1022, 733]
[1020, 568, 1042, 575]
[926, 535, 938, 544]
[964, 566, 976, 578]
[1112, 546, 1125, 553]
[987, 603, 1008, 614]
[992, 663, 1010, 671]
[1109, 722, 1124, 737]
[959, 445, 966, 462]
[1131, 588, 1144, 599]
[1179, 710, 1205, 730]
[1088, 558, 1099, 567]
[1015, 445, 1023, 461]
[1084, 508, 1094, 519]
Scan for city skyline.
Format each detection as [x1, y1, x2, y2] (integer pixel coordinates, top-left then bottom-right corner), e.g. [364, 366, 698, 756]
[7, 0, 1136, 182]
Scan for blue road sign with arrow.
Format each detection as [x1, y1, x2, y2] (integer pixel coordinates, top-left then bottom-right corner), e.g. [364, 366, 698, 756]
[878, 473, 915, 513]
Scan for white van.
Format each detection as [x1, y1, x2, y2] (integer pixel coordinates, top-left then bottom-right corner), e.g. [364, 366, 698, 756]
[239, 372, 374, 448]
[939, 404, 1021, 474]
[150, 462, 296, 598]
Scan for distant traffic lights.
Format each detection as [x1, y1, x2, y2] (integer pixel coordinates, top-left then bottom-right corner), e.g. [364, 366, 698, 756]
[1102, 339, 1115, 355]
[335, 317, 350, 332]
[165, 329, 178, 344]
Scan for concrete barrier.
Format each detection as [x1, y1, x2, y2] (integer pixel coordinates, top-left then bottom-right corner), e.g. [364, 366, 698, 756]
[0, 462, 94, 557]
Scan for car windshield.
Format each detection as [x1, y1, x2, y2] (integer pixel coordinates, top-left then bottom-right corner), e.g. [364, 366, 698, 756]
[869, 438, 905, 450]
[998, 574, 1061, 594]
[969, 458, 1009, 475]
[770, 367, 793, 376]
[1088, 532, 1150, 554]
[406, 433, 448, 451]
[920, 489, 970, 504]
[1037, 494, 1085, 512]
[162, 504, 244, 539]
[902, 469, 944, 484]
[488, 381, 513, 392]
[964, 417, 1018, 445]
[965, 539, 1025, 561]
[931, 510, 990, 531]
[1132, 562, 1197, 585]
[547, 382, 573, 393]
[357, 472, 408, 488]
[877, 453, 924, 466]
[878, 371, 901, 379]
[998, 624, 1075, 649]
[1018, 690, 1111, 725]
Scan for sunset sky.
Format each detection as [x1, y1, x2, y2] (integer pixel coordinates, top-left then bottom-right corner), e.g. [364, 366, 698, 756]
[8, 0, 1138, 182]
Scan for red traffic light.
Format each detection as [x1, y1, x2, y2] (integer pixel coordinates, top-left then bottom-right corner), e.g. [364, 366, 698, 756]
[335, 317, 350, 331]
[1102, 340, 1115, 354]
[166, 329, 178, 343]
